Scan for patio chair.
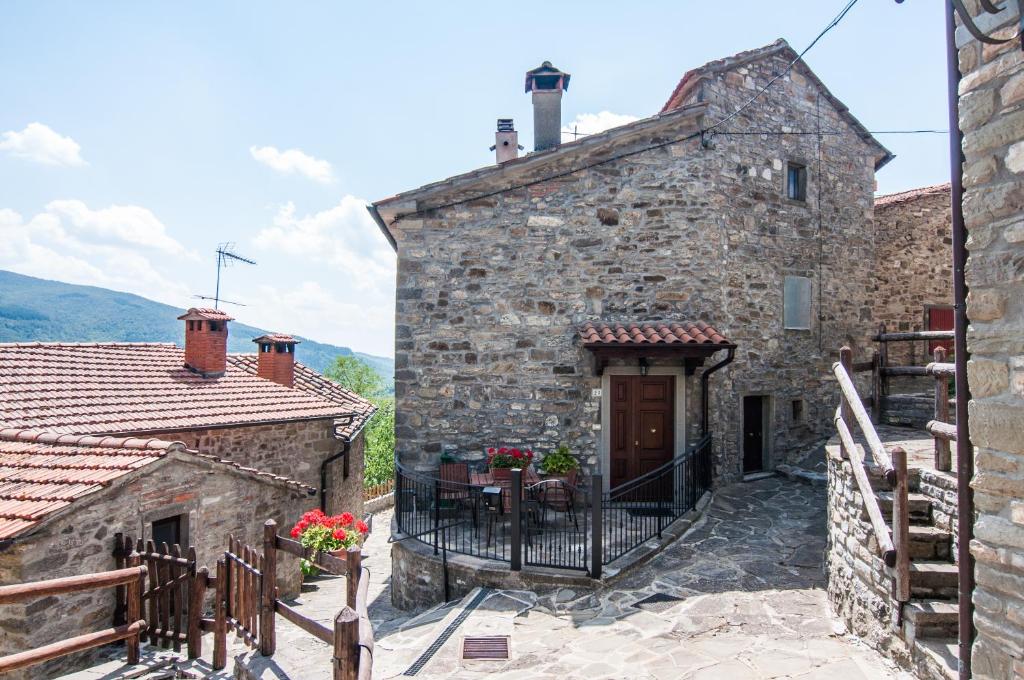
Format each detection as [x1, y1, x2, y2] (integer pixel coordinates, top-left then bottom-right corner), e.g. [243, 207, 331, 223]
[438, 462, 478, 528]
[529, 478, 580, 532]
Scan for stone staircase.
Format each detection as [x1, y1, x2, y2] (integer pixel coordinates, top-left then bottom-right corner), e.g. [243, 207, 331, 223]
[870, 472, 959, 679]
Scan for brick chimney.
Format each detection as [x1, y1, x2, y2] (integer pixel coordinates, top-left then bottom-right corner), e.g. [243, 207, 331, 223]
[177, 308, 233, 377]
[253, 334, 299, 388]
[491, 119, 521, 163]
[525, 61, 570, 152]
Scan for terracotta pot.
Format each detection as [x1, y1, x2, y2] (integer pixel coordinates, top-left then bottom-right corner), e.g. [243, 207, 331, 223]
[490, 466, 513, 483]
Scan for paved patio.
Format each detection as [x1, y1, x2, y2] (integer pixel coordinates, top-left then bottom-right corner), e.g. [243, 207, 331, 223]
[374, 477, 913, 679]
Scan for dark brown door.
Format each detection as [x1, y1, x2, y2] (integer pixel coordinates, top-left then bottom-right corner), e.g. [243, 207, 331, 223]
[743, 396, 765, 473]
[610, 375, 674, 488]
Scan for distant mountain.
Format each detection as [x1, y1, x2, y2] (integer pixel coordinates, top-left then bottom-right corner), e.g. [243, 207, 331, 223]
[0, 270, 394, 388]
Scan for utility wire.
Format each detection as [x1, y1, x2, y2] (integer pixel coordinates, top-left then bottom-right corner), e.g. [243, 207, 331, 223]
[704, 0, 860, 133]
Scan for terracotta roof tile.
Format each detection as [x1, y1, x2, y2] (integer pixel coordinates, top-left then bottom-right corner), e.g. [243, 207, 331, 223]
[875, 183, 950, 207]
[252, 334, 299, 344]
[0, 343, 356, 435]
[579, 322, 732, 347]
[177, 307, 234, 321]
[0, 428, 315, 540]
[227, 355, 377, 440]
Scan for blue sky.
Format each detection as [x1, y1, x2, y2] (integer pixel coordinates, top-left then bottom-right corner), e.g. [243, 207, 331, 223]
[0, 1, 948, 357]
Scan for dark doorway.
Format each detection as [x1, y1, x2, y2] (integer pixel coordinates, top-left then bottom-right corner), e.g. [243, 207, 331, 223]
[152, 514, 182, 548]
[609, 375, 675, 489]
[743, 396, 767, 474]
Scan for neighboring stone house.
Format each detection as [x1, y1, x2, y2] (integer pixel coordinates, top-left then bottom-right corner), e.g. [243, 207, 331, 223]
[956, 3, 1024, 678]
[0, 428, 313, 679]
[873, 183, 954, 367]
[370, 39, 894, 484]
[0, 309, 376, 521]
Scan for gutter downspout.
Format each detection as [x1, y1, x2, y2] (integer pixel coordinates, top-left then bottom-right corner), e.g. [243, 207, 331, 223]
[367, 205, 398, 252]
[320, 439, 350, 513]
[945, 4, 974, 677]
[701, 348, 735, 436]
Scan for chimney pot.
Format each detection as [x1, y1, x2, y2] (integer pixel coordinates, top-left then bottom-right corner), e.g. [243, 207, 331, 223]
[253, 334, 299, 388]
[525, 61, 570, 152]
[177, 308, 233, 377]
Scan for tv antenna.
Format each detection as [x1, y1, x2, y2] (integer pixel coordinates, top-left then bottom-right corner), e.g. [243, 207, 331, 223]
[197, 243, 256, 309]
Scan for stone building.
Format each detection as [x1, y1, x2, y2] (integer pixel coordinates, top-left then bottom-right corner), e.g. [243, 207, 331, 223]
[0, 428, 313, 679]
[370, 39, 894, 485]
[873, 184, 954, 367]
[0, 309, 376, 520]
[956, 2, 1024, 677]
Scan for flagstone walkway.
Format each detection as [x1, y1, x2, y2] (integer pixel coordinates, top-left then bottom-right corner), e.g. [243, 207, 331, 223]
[374, 476, 913, 679]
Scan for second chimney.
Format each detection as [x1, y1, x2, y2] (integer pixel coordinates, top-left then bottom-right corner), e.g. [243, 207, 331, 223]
[525, 61, 570, 152]
[178, 307, 233, 377]
[493, 119, 520, 163]
[253, 334, 299, 388]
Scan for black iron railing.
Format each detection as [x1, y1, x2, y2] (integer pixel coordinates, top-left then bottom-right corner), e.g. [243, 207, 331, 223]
[393, 434, 712, 577]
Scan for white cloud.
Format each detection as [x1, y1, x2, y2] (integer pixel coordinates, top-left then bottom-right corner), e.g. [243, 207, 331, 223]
[250, 145, 333, 183]
[253, 196, 395, 293]
[562, 111, 640, 139]
[0, 123, 86, 166]
[44, 200, 189, 255]
[0, 206, 193, 306]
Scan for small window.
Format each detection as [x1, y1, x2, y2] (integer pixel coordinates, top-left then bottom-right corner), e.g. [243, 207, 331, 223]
[208, 321, 220, 332]
[791, 399, 805, 423]
[784, 276, 812, 330]
[152, 515, 183, 548]
[261, 343, 272, 353]
[786, 162, 807, 201]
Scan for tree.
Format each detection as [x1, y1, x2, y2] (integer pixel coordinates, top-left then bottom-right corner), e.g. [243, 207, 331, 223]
[324, 355, 385, 398]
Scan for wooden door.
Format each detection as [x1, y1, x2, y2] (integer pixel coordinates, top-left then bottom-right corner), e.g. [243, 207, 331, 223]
[743, 396, 765, 474]
[927, 306, 954, 354]
[610, 375, 674, 488]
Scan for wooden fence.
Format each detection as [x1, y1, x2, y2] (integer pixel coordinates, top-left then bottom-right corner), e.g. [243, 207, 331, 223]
[211, 520, 374, 680]
[113, 534, 211, 659]
[363, 479, 394, 501]
[0, 566, 147, 674]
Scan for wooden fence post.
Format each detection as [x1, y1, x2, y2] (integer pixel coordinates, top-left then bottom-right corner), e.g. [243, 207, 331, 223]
[871, 350, 882, 424]
[213, 558, 227, 670]
[933, 347, 952, 472]
[839, 346, 854, 460]
[261, 521, 277, 656]
[334, 607, 359, 680]
[126, 555, 143, 665]
[591, 474, 602, 579]
[346, 548, 361, 610]
[891, 446, 911, 624]
[188, 563, 207, 660]
[878, 323, 889, 398]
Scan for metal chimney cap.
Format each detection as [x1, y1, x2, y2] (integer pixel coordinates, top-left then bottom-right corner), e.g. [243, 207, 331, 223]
[497, 119, 515, 132]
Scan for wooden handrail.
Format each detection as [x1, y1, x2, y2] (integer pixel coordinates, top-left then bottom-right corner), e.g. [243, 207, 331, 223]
[832, 360, 894, 475]
[274, 600, 332, 644]
[874, 330, 954, 342]
[926, 361, 956, 377]
[0, 620, 147, 674]
[0, 566, 147, 604]
[834, 408, 896, 566]
[891, 447, 911, 619]
[927, 420, 957, 441]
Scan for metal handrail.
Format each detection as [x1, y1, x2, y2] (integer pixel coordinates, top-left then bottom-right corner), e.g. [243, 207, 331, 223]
[606, 434, 711, 498]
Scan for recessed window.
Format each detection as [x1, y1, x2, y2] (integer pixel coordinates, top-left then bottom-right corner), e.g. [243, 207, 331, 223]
[783, 276, 812, 330]
[152, 514, 183, 548]
[791, 399, 805, 424]
[786, 162, 807, 201]
[208, 321, 220, 332]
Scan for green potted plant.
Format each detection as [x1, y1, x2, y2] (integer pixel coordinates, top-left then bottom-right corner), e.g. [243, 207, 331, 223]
[539, 445, 580, 509]
[486, 446, 533, 482]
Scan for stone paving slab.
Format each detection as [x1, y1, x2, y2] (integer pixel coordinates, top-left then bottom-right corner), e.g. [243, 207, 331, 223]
[373, 477, 915, 680]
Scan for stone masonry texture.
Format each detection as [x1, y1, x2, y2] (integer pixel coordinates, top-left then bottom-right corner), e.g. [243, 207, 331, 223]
[957, 2, 1024, 678]
[385, 49, 884, 483]
[0, 456, 310, 680]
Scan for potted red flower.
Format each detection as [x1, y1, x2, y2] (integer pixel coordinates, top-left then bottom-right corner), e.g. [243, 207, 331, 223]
[486, 446, 533, 483]
[289, 509, 370, 577]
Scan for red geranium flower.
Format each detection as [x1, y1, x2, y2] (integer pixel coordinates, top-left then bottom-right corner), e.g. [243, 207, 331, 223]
[290, 525, 301, 538]
[333, 528, 347, 541]
[356, 520, 369, 534]
[512, 449, 523, 459]
[487, 447, 496, 454]
[339, 512, 355, 527]
[498, 447, 508, 454]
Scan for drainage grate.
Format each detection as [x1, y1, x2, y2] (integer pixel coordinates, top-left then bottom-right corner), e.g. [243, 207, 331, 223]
[462, 635, 510, 660]
[633, 592, 685, 613]
[402, 588, 491, 676]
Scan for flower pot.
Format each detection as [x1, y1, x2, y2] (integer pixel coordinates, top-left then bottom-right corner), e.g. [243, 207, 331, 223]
[490, 466, 512, 483]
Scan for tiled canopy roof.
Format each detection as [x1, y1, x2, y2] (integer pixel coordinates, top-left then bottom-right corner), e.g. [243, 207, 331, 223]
[252, 334, 299, 344]
[228, 355, 377, 440]
[0, 343, 356, 435]
[0, 428, 314, 540]
[580, 322, 733, 347]
[177, 308, 234, 321]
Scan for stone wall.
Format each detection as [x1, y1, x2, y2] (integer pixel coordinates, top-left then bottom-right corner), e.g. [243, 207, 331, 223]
[956, 2, 1024, 677]
[388, 49, 880, 483]
[873, 186, 954, 367]
[0, 455, 309, 680]
[144, 419, 365, 518]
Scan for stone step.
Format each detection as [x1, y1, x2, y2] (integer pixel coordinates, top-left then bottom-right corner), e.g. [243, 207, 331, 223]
[907, 525, 953, 560]
[914, 637, 958, 680]
[873, 491, 932, 523]
[904, 600, 959, 641]
[909, 560, 959, 599]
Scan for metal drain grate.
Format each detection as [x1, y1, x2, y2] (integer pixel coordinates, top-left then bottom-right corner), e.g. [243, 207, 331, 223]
[462, 635, 510, 660]
[402, 588, 491, 676]
[633, 592, 685, 613]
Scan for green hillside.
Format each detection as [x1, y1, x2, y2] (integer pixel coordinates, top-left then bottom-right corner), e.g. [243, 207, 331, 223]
[0, 270, 394, 387]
